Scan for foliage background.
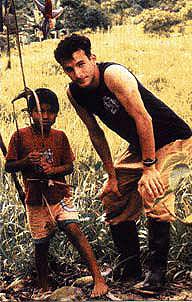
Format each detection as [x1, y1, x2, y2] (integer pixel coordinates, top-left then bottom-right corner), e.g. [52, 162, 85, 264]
[0, 0, 192, 295]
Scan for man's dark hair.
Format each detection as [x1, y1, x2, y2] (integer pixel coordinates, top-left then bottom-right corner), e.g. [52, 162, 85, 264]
[54, 34, 91, 64]
[28, 88, 59, 114]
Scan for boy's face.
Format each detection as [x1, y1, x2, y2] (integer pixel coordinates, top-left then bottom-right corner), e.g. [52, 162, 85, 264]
[31, 103, 57, 130]
[61, 49, 99, 88]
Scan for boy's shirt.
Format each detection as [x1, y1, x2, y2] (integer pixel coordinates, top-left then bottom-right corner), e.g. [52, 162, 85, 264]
[6, 126, 75, 205]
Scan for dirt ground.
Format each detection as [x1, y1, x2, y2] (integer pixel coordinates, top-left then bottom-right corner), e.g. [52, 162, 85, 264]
[1, 271, 191, 302]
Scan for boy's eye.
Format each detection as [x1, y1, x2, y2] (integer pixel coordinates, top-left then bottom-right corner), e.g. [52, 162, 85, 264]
[42, 110, 53, 114]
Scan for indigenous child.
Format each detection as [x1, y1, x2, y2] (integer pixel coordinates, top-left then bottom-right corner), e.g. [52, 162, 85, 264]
[5, 88, 108, 298]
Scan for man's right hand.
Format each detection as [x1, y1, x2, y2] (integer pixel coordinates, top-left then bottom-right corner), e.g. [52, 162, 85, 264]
[99, 177, 121, 200]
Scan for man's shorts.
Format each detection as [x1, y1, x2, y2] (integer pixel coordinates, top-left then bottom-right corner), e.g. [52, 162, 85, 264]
[100, 137, 192, 223]
[26, 198, 79, 244]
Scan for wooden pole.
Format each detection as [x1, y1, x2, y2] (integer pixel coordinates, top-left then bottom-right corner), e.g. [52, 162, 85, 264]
[0, 0, 3, 32]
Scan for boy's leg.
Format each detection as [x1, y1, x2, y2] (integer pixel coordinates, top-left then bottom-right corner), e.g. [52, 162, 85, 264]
[58, 221, 108, 298]
[35, 241, 50, 292]
[26, 203, 56, 292]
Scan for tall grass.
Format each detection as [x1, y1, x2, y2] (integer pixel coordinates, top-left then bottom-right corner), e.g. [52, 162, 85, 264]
[0, 24, 192, 282]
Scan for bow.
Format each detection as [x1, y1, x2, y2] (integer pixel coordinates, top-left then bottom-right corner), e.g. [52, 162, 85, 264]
[0, 132, 25, 207]
[12, 87, 44, 148]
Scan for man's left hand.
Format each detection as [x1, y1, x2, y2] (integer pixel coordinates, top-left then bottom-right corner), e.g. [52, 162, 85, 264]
[138, 166, 165, 200]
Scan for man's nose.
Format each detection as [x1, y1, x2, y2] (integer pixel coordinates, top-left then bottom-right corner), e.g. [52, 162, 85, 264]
[74, 68, 82, 78]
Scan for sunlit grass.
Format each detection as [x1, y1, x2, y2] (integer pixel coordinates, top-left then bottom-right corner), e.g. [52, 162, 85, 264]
[1, 23, 192, 282]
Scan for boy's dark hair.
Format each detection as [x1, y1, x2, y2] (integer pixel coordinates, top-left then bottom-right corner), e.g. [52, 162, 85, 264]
[54, 34, 91, 64]
[28, 88, 59, 114]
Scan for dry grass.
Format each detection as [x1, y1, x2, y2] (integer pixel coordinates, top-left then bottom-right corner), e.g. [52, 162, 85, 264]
[0, 23, 192, 282]
[1, 24, 191, 154]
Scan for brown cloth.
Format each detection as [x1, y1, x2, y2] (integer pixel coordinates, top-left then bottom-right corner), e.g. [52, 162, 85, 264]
[100, 137, 192, 224]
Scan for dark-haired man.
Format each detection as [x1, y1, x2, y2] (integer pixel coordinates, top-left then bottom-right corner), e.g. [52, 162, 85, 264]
[5, 88, 108, 299]
[54, 34, 192, 292]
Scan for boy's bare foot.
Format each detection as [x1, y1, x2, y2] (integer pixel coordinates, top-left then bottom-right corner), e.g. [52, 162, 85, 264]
[90, 279, 108, 298]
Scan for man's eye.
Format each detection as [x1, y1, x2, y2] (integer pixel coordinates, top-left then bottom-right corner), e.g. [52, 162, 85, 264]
[64, 67, 73, 73]
[79, 62, 85, 67]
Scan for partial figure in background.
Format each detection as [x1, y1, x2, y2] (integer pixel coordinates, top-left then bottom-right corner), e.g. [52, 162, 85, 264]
[33, 0, 64, 39]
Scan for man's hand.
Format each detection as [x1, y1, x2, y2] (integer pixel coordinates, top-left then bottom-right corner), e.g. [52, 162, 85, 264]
[138, 166, 165, 200]
[99, 177, 121, 199]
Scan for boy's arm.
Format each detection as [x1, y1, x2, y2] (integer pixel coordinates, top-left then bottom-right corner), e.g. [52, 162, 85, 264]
[41, 161, 74, 176]
[5, 158, 29, 173]
[5, 131, 41, 173]
[5, 151, 41, 173]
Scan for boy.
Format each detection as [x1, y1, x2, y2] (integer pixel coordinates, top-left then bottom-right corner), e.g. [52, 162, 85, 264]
[5, 88, 108, 298]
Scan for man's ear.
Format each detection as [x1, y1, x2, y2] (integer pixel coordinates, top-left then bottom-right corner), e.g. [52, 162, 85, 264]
[90, 54, 96, 61]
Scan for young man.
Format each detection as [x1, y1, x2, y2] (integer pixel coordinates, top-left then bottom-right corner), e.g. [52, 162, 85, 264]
[5, 88, 108, 298]
[54, 34, 192, 292]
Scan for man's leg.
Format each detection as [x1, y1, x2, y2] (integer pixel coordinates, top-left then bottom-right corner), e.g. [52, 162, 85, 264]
[58, 221, 108, 298]
[110, 221, 142, 282]
[35, 241, 50, 292]
[138, 218, 170, 291]
[101, 150, 143, 282]
[137, 139, 192, 292]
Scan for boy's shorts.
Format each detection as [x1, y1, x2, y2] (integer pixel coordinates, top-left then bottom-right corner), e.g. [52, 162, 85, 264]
[26, 198, 79, 244]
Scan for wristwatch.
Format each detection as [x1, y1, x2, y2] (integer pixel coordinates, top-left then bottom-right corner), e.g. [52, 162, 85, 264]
[142, 158, 157, 167]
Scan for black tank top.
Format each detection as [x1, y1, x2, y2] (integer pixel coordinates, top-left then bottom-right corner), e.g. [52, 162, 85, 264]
[69, 62, 191, 154]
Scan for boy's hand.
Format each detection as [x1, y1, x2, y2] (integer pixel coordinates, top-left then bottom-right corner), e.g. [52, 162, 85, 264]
[27, 151, 41, 166]
[40, 160, 54, 174]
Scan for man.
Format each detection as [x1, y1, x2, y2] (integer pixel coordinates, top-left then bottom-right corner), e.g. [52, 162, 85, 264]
[54, 34, 192, 292]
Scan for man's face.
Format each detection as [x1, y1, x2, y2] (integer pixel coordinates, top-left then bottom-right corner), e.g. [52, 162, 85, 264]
[31, 103, 57, 130]
[61, 49, 99, 88]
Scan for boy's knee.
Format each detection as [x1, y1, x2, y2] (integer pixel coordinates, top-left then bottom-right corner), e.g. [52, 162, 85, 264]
[59, 221, 83, 239]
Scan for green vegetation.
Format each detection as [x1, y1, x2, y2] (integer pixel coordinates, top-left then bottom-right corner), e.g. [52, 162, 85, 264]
[12, 0, 192, 34]
[1, 23, 192, 288]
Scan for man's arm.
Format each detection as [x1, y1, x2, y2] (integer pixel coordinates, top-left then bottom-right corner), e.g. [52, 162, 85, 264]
[104, 65, 164, 199]
[67, 89, 120, 196]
